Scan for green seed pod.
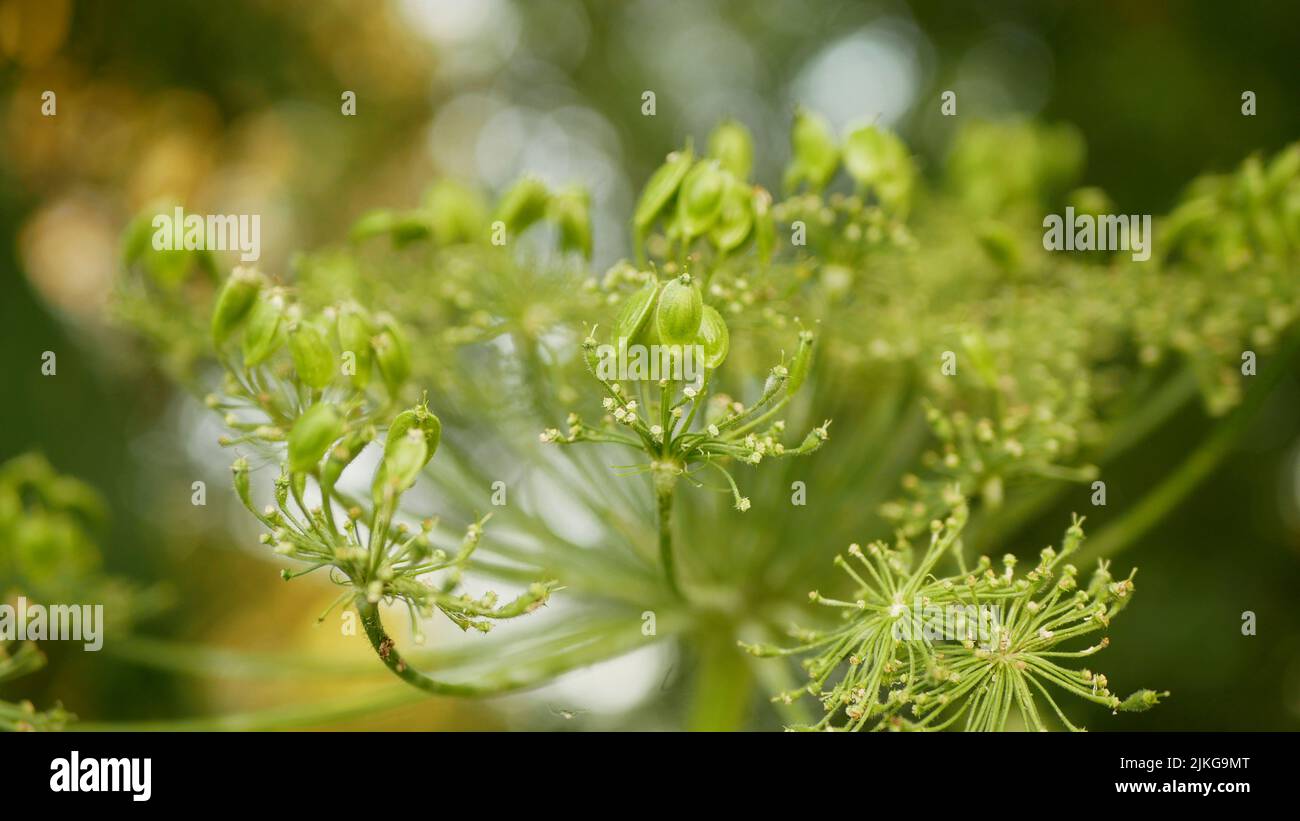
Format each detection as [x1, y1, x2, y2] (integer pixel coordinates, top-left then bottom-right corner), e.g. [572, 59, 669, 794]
[784, 108, 838, 194]
[752, 186, 776, 263]
[289, 319, 336, 390]
[387, 403, 441, 467]
[287, 402, 344, 475]
[708, 175, 755, 253]
[425, 179, 490, 245]
[655, 273, 703, 346]
[633, 144, 694, 234]
[842, 125, 914, 214]
[707, 119, 754, 180]
[242, 292, 286, 367]
[675, 160, 727, 239]
[321, 426, 374, 491]
[371, 314, 411, 397]
[550, 186, 592, 259]
[211, 266, 264, 345]
[336, 302, 373, 389]
[375, 429, 427, 502]
[495, 176, 551, 235]
[612, 280, 660, 346]
[787, 329, 815, 394]
[696, 305, 730, 369]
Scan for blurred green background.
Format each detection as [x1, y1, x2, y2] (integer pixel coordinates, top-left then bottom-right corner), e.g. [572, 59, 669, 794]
[2, 0, 1298, 730]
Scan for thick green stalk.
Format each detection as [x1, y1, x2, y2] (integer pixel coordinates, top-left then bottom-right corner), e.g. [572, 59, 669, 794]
[654, 470, 684, 601]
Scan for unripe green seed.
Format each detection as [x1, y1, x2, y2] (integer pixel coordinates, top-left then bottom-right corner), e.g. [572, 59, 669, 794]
[551, 186, 592, 259]
[336, 302, 374, 389]
[708, 119, 754, 180]
[371, 314, 411, 397]
[350, 209, 429, 245]
[634, 144, 694, 233]
[289, 319, 336, 390]
[696, 304, 730, 369]
[785, 108, 838, 193]
[708, 175, 754, 253]
[321, 427, 374, 491]
[424, 179, 489, 245]
[676, 161, 727, 239]
[287, 402, 344, 474]
[387, 403, 441, 467]
[787, 329, 815, 394]
[495, 176, 550, 235]
[842, 125, 914, 214]
[376, 429, 426, 501]
[612, 280, 660, 346]
[655, 274, 703, 346]
[242, 292, 285, 367]
[212, 266, 264, 345]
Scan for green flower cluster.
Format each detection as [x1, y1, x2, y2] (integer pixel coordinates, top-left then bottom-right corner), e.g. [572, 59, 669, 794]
[745, 497, 1164, 731]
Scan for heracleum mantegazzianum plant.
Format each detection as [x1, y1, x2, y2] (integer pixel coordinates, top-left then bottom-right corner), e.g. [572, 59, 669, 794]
[94, 108, 1300, 731]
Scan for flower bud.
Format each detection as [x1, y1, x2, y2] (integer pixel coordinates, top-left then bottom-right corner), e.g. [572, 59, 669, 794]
[634, 144, 694, 234]
[211, 266, 264, 345]
[371, 314, 411, 397]
[495, 176, 550, 235]
[550, 186, 592, 259]
[335, 302, 373, 389]
[287, 402, 343, 474]
[696, 305, 730, 369]
[242, 292, 285, 367]
[289, 319, 336, 390]
[1116, 689, 1167, 712]
[707, 119, 754, 180]
[675, 160, 726, 239]
[655, 274, 703, 346]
